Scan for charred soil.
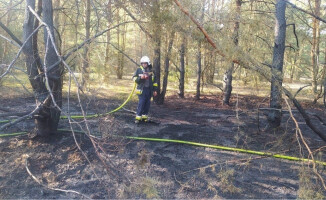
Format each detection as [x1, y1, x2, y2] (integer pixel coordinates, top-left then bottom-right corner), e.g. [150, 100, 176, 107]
[0, 94, 326, 199]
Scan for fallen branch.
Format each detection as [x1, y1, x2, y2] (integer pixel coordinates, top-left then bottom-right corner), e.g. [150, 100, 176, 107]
[0, 111, 31, 118]
[207, 83, 223, 92]
[122, 107, 136, 114]
[311, 114, 326, 126]
[25, 156, 90, 199]
[0, 106, 40, 131]
[284, 97, 326, 190]
[0, 95, 51, 131]
[173, 0, 326, 142]
[294, 84, 311, 98]
[0, 107, 11, 112]
[283, 88, 326, 142]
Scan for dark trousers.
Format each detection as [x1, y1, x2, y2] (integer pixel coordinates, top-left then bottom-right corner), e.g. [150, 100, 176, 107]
[136, 87, 151, 116]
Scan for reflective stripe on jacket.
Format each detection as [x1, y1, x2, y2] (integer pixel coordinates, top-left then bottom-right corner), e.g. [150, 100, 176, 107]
[132, 65, 158, 95]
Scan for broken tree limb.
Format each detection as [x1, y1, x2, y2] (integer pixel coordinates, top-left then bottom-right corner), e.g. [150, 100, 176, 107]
[0, 111, 32, 118]
[283, 88, 326, 142]
[115, 0, 153, 39]
[294, 84, 311, 98]
[25, 156, 90, 199]
[0, 20, 23, 46]
[285, 0, 326, 24]
[0, 105, 40, 131]
[0, 34, 21, 48]
[63, 21, 133, 61]
[108, 42, 139, 66]
[173, 0, 326, 142]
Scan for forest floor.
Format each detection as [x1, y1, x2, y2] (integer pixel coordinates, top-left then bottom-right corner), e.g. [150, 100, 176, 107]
[1, 82, 326, 199]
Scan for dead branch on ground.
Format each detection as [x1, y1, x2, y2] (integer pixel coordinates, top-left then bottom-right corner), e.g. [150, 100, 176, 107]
[284, 97, 326, 190]
[25, 156, 90, 199]
[173, 0, 326, 142]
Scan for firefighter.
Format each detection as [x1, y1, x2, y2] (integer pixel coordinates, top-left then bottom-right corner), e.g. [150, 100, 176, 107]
[133, 56, 158, 124]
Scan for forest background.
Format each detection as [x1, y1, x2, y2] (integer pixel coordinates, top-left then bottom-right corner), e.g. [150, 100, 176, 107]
[1, 0, 326, 199]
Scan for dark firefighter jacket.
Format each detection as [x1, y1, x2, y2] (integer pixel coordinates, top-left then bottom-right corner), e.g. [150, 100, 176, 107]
[133, 65, 158, 95]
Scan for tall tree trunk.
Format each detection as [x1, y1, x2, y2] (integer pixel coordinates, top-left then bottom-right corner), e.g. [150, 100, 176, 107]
[153, 0, 162, 104]
[223, 0, 241, 105]
[205, 50, 215, 84]
[195, 0, 206, 100]
[157, 30, 175, 104]
[104, 0, 112, 79]
[53, 0, 61, 52]
[23, 0, 63, 136]
[267, 0, 286, 128]
[323, 44, 326, 107]
[179, 35, 186, 98]
[2, 0, 13, 63]
[311, 0, 321, 103]
[42, 0, 63, 134]
[81, 0, 91, 89]
[116, 10, 126, 79]
[195, 41, 202, 100]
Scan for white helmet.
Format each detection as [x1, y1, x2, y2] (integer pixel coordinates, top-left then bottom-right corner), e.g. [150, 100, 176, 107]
[140, 56, 151, 65]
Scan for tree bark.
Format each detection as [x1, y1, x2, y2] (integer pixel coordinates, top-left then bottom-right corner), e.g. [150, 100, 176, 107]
[2, 0, 13, 63]
[267, 0, 286, 128]
[157, 30, 175, 104]
[41, 0, 63, 135]
[174, 0, 326, 141]
[179, 35, 186, 98]
[195, 0, 206, 100]
[223, 0, 241, 105]
[196, 41, 202, 100]
[311, 0, 321, 103]
[104, 0, 112, 79]
[116, 9, 126, 79]
[22, 0, 63, 136]
[81, 0, 91, 89]
[153, 0, 162, 104]
[53, 0, 61, 53]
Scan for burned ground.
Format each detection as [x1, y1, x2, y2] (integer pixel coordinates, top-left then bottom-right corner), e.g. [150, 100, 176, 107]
[0, 93, 325, 199]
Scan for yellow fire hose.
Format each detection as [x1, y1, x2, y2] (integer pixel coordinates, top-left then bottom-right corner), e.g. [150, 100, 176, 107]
[125, 136, 326, 166]
[0, 83, 137, 123]
[1, 82, 326, 166]
[60, 83, 136, 119]
[0, 129, 325, 166]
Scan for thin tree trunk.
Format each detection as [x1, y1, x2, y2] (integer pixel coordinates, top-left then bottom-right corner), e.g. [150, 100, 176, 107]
[81, 0, 91, 89]
[179, 35, 186, 98]
[195, 0, 206, 100]
[116, 10, 126, 79]
[267, 0, 286, 128]
[158, 30, 175, 104]
[153, 0, 162, 104]
[53, 0, 61, 51]
[173, 0, 326, 141]
[324, 44, 326, 108]
[2, 0, 13, 63]
[223, 0, 241, 105]
[196, 41, 201, 100]
[41, 0, 63, 134]
[311, 0, 321, 103]
[104, 0, 112, 78]
[205, 50, 215, 84]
